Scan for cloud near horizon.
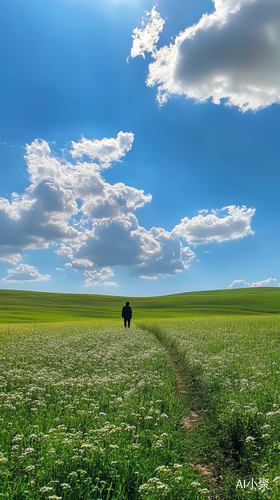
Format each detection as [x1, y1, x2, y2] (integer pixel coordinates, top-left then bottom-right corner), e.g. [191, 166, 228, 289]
[130, 0, 280, 111]
[228, 277, 277, 288]
[0, 132, 255, 285]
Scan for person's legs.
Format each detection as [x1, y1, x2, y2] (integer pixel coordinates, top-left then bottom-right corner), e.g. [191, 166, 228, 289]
[128, 319, 130, 328]
[124, 318, 127, 328]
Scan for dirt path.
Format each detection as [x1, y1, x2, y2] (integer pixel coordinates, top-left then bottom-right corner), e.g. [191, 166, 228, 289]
[173, 360, 221, 484]
[136, 322, 236, 498]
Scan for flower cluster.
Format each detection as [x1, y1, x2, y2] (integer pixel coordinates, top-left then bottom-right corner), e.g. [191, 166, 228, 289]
[137, 315, 280, 493]
[0, 321, 204, 498]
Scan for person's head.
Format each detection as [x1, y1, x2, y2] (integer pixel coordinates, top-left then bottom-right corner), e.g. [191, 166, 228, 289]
[126, 301, 130, 306]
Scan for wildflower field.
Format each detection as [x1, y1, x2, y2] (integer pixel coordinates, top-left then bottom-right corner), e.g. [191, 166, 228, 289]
[0, 321, 207, 500]
[1, 309, 280, 499]
[137, 315, 280, 499]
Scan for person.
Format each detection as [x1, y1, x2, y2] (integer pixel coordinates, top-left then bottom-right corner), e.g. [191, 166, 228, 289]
[122, 301, 132, 328]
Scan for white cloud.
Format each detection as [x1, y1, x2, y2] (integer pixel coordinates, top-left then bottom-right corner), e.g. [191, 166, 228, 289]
[129, 6, 165, 59]
[2, 264, 50, 283]
[131, 1, 280, 111]
[132, 226, 195, 277]
[228, 277, 277, 288]
[0, 179, 79, 265]
[140, 275, 157, 280]
[69, 214, 196, 278]
[84, 267, 118, 287]
[0, 132, 255, 285]
[76, 179, 152, 219]
[25, 139, 62, 185]
[173, 205, 255, 245]
[66, 259, 94, 271]
[251, 277, 277, 287]
[228, 279, 250, 288]
[0, 252, 22, 265]
[0, 133, 147, 264]
[70, 131, 134, 168]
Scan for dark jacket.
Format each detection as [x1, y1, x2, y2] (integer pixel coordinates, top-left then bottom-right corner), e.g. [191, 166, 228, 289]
[122, 305, 132, 319]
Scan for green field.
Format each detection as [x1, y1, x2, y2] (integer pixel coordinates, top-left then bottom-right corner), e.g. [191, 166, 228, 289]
[0, 287, 280, 322]
[1, 288, 280, 498]
[137, 316, 280, 498]
[0, 321, 210, 499]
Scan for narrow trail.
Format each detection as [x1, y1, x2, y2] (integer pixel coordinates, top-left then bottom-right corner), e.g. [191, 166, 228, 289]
[136, 322, 228, 499]
[171, 356, 222, 498]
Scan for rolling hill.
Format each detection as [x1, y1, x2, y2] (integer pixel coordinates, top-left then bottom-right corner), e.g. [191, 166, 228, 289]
[0, 287, 279, 323]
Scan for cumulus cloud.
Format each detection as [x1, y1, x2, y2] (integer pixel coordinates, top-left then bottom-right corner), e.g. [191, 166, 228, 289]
[129, 6, 165, 59]
[0, 133, 147, 264]
[228, 277, 277, 288]
[130, 226, 195, 277]
[131, 1, 280, 111]
[2, 264, 50, 283]
[0, 178, 78, 265]
[84, 267, 118, 287]
[0, 131, 255, 286]
[76, 179, 152, 219]
[173, 205, 255, 245]
[251, 278, 277, 287]
[65, 259, 94, 271]
[70, 131, 134, 168]
[228, 279, 250, 288]
[25, 139, 63, 185]
[61, 214, 196, 279]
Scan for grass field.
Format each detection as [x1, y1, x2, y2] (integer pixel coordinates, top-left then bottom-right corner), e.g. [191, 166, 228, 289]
[0, 287, 280, 323]
[1, 289, 280, 498]
[0, 321, 211, 500]
[137, 316, 280, 499]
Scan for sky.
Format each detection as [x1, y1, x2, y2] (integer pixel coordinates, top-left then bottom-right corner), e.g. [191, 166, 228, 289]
[0, 0, 279, 296]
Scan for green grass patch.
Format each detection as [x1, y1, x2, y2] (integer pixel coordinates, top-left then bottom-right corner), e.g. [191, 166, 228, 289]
[0, 287, 280, 323]
[136, 316, 280, 499]
[0, 320, 212, 499]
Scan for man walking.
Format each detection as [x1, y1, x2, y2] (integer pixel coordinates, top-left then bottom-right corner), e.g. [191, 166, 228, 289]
[122, 301, 132, 328]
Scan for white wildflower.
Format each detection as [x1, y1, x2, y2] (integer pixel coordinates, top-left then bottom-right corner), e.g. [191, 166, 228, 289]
[246, 436, 255, 443]
[25, 465, 35, 472]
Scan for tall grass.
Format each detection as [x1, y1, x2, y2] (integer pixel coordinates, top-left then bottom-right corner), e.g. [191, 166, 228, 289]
[0, 321, 207, 499]
[136, 316, 280, 498]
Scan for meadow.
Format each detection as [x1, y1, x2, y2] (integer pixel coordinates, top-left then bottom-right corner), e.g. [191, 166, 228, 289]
[0, 321, 209, 500]
[137, 316, 280, 499]
[1, 289, 280, 499]
[0, 288, 280, 323]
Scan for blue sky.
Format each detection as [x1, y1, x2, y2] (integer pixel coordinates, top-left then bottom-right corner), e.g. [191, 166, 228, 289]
[0, 0, 279, 296]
